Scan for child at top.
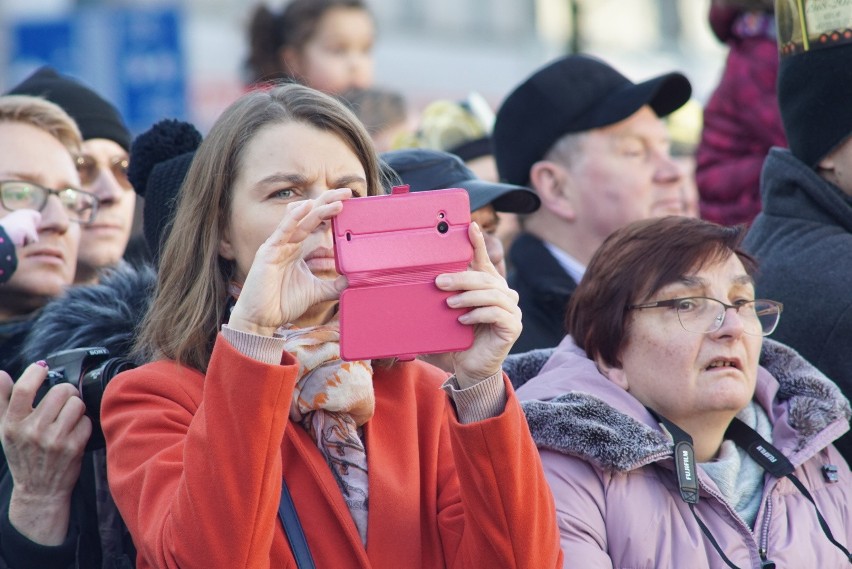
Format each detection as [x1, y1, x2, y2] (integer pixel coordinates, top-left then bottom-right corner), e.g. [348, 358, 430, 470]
[244, 0, 375, 95]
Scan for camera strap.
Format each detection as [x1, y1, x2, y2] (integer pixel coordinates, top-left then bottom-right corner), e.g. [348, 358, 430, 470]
[648, 409, 742, 569]
[650, 409, 851, 567]
[725, 418, 852, 563]
[278, 477, 316, 569]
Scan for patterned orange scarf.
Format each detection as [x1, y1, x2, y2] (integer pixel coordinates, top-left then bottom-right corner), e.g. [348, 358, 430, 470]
[228, 285, 374, 545]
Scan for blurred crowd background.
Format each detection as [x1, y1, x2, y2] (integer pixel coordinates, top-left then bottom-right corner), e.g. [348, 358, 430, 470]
[0, 0, 725, 135]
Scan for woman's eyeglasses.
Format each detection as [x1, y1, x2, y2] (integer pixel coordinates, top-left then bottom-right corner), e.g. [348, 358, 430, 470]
[75, 155, 131, 189]
[0, 180, 100, 224]
[628, 296, 783, 336]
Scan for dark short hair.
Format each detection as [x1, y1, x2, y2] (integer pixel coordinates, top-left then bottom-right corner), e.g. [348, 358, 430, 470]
[566, 216, 757, 369]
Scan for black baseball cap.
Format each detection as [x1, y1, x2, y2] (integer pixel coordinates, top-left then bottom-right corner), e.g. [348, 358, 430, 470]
[493, 54, 692, 186]
[380, 148, 540, 214]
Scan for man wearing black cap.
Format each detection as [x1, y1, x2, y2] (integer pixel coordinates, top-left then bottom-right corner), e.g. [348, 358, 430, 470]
[492, 54, 692, 353]
[381, 148, 540, 277]
[744, 1, 852, 461]
[8, 67, 137, 285]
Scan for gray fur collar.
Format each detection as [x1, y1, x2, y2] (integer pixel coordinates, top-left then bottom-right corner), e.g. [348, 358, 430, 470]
[521, 339, 851, 471]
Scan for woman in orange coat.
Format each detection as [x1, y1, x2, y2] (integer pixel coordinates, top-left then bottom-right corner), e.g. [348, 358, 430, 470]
[100, 83, 562, 568]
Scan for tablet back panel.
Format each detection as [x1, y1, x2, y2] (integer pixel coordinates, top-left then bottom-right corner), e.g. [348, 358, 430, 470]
[332, 187, 473, 361]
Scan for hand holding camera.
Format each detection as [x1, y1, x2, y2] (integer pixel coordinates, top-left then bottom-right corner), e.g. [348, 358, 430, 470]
[0, 361, 90, 544]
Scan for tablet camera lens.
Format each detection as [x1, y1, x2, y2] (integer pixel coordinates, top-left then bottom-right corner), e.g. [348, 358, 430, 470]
[437, 221, 449, 234]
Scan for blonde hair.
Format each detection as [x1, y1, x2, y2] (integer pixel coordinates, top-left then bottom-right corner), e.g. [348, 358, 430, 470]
[136, 83, 383, 371]
[397, 93, 494, 155]
[0, 95, 82, 153]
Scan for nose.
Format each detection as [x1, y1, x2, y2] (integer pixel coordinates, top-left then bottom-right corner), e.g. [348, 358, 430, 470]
[653, 150, 683, 186]
[88, 168, 123, 208]
[713, 305, 747, 338]
[350, 55, 373, 88]
[38, 195, 71, 234]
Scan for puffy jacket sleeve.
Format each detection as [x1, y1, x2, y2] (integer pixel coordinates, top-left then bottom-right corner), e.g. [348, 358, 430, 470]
[101, 334, 297, 569]
[538, 449, 612, 568]
[436, 376, 563, 568]
[696, 33, 787, 226]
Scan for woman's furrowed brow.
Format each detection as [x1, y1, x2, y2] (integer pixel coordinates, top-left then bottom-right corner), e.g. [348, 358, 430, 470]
[253, 173, 307, 189]
[332, 174, 367, 189]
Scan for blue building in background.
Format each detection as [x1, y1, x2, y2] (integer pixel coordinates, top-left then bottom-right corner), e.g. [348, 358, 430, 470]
[6, 5, 187, 136]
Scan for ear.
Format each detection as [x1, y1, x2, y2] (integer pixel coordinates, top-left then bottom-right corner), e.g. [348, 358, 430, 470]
[595, 356, 629, 391]
[279, 47, 303, 77]
[218, 226, 236, 260]
[529, 160, 576, 221]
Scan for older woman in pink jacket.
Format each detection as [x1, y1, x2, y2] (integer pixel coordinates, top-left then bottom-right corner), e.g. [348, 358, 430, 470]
[517, 216, 852, 568]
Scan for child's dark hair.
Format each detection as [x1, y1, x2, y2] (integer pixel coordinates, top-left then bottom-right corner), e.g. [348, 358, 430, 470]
[245, 0, 370, 86]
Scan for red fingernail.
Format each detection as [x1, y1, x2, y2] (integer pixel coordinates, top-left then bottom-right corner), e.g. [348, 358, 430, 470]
[35, 360, 48, 368]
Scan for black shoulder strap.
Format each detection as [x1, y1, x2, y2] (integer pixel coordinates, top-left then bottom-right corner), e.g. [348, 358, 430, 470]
[278, 477, 316, 569]
[646, 408, 700, 504]
[724, 418, 794, 477]
[648, 408, 742, 569]
[726, 418, 852, 563]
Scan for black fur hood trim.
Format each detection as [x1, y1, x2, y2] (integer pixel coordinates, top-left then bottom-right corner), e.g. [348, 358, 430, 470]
[22, 262, 156, 367]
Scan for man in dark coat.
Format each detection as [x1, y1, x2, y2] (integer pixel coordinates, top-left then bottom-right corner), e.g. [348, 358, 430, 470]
[743, 2, 852, 460]
[492, 54, 691, 352]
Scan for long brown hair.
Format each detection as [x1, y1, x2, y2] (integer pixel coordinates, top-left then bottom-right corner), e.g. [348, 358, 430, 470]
[135, 83, 382, 371]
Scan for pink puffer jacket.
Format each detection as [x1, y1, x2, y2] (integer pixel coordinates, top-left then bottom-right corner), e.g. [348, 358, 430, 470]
[518, 338, 852, 569]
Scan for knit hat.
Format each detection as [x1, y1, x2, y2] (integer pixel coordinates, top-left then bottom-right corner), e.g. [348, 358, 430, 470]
[493, 54, 691, 186]
[381, 148, 540, 214]
[127, 119, 202, 264]
[7, 66, 132, 151]
[776, 1, 852, 167]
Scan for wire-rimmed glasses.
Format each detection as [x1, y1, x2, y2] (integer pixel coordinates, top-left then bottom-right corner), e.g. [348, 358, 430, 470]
[627, 296, 783, 336]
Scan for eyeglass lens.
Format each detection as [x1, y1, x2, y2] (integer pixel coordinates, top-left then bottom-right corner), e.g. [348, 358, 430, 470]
[76, 155, 131, 188]
[0, 181, 98, 223]
[677, 298, 780, 336]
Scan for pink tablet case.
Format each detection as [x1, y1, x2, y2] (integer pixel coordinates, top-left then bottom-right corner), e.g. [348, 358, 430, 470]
[332, 185, 474, 361]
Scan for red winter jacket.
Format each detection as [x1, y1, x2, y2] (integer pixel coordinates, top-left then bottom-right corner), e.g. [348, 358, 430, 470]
[102, 334, 563, 568]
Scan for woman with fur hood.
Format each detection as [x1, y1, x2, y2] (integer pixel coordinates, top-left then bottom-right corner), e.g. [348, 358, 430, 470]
[516, 216, 852, 568]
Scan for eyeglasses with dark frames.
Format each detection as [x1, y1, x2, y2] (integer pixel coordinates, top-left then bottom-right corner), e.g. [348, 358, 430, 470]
[627, 296, 783, 337]
[0, 180, 100, 224]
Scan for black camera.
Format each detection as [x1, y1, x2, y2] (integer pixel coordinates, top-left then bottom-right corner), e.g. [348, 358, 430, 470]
[35, 347, 134, 451]
[437, 221, 449, 234]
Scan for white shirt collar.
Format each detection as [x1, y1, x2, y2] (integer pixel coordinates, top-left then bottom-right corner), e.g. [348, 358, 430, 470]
[542, 241, 585, 285]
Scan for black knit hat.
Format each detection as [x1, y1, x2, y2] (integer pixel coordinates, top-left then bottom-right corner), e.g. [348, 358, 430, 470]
[776, 1, 852, 167]
[127, 119, 202, 264]
[7, 66, 132, 151]
[493, 54, 691, 186]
